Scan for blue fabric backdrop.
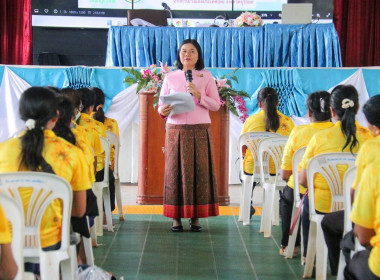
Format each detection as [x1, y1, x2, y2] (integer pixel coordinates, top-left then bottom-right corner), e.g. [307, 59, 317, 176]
[106, 24, 342, 68]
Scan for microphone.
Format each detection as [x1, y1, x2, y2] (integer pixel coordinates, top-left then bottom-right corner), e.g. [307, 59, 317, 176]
[162, 2, 174, 27]
[185, 70, 192, 83]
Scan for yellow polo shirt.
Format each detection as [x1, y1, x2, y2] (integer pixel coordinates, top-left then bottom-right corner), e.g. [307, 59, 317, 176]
[0, 203, 12, 244]
[79, 113, 106, 172]
[104, 117, 119, 169]
[281, 121, 334, 194]
[241, 110, 294, 174]
[0, 130, 91, 248]
[352, 135, 380, 190]
[72, 127, 96, 183]
[350, 162, 380, 277]
[300, 121, 372, 213]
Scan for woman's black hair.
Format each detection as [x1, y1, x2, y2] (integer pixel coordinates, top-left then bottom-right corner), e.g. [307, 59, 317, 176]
[89, 87, 106, 124]
[257, 87, 280, 132]
[78, 87, 95, 113]
[176, 39, 205, 71]
[363, 94, 380, 129]
[306, 91, 331, 121]
[61, 87, 81, 110]
[18, 87, 58, 171]
[330, 84, 359, 153]
[53, 96, 76, 145]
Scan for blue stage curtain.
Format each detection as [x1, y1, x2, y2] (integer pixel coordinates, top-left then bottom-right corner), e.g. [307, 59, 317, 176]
[63, 67, 96, 89]
[106, 24, 342, 68]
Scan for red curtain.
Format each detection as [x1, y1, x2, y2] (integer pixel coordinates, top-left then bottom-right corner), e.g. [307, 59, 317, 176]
[0, 0, 32, 65]
[334, 0, 380, 67]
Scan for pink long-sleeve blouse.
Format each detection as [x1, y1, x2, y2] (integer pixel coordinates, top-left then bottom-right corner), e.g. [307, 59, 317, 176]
[158, 69, 221, 124]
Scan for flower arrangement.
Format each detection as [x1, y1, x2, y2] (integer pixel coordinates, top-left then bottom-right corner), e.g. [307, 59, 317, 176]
[235, 11, 263, 27]
[215, 69, 250, 123]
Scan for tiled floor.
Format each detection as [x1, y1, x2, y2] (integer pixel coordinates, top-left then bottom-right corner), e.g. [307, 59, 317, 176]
[92, 185, 335, 279]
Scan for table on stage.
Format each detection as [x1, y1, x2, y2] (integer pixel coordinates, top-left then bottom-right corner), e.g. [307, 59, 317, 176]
[106, 23, 342, 68]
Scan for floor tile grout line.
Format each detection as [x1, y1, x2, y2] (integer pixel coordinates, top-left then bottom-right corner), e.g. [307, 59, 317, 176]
[135, 213, 153, 279]
[99, 223, 121, 268]
[232, 215, 259, 280]
[206, 219, 219, 280]
[270, 233, 300, 279]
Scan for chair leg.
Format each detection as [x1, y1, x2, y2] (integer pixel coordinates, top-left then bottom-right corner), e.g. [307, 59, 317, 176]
[315, 224, 328, 280]
[39, 251, 61, 280]
[272, 190, 280, 226]
[260, 183, 275, 237]
[337, 250, 345, 280]
[90, 223, 98, 247]
[285, 205, 299, 259]
[114, 178, 125, 221]
[242, 176, 253, 226]
[304, 222, 317, 278]
[103, 187, 114, 232]
[84, 217, 95, 266]
[93, 184, 104, 236]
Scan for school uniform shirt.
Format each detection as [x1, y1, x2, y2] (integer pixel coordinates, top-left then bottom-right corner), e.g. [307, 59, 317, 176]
[300, 121, 372, 213]
[352, 135, 380, 190]
[0, 130, 91, 248]
[72, 126, 96, 183]
[79, 113, 106, 172]
[104, 117, 119, 170]
[281, 121, 334, 194]
[0, 203, 12, 244]
[350, 162, 380, 277]
[241, 110, 294, 174]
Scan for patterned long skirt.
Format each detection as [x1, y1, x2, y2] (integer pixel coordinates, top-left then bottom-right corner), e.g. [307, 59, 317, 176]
[163, 123, 219, 218]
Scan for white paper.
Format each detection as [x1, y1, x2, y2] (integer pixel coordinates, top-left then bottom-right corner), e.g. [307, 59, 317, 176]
[130, 18, 156, 27]
[159, 92, 195, 116]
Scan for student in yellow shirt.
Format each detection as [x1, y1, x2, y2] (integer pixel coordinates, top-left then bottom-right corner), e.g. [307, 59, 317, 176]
[346, 162, 380, 280]
[241, 87, 294, 217]
[322, 94, 380, 275]
[279, 91, 333, 257]
[0, 87, 90, 274]
[0, 203, 18, 280]
[90, 87, 117, 212]
[298, 85, 372, 275]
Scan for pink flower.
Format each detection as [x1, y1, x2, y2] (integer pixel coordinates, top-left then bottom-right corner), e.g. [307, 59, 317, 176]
[216, 78, 230, 88]
[159, 61, 170, 74]
[152, 75, 160, 82]
[149, 64, 157, 68]
[142, 69, 152, 79]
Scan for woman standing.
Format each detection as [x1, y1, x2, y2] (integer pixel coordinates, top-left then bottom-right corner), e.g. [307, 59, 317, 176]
[158, 39, 220, 232]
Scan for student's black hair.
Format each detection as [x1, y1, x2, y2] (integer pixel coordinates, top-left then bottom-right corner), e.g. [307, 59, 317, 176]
[363, 94, 380, 129]
[60, 87, 81, 110]
[78, 87, 95, 113]
[46, 86, 61, 94]
[53, 96, 76, 145]
[176, 39, 205, 71]
[18, 87, 58, 171]
[306, 91, 331, 121]
[257, 87, 280, 132]
[330, 84, 359, 153]
[90, 87, 106, 124]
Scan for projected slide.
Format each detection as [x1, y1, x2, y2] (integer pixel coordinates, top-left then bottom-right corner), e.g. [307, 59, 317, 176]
[234, 0, 287, 11]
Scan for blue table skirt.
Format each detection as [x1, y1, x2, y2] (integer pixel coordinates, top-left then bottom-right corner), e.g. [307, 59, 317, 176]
[106, 24, 342, 68]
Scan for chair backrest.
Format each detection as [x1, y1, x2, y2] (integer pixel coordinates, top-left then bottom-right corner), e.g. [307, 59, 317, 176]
[343, 166, 357, 234]
[307, 153, 356, 216]
[100, 136, 111, 183]
[238, 131, 280, 182]
[258, 136, 289, 186]
[106, 131, 120, 179]
[292, 147, 306, 206]
[127, 9, 168, 26]
[0, 172, 72, 259]
[0, 193, 25, 280]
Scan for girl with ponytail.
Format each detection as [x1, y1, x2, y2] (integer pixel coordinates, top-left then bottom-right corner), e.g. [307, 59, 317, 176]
[240, 87, 294, 217]
[0, 87, 90, 273]
[280, 91, 333, 258]
[298, 85, 372, 275]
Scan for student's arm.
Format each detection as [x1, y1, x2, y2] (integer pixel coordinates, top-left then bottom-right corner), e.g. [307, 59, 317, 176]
[281, 170, 292, 182]
[354, 224, 375, 248]
[71, 190, 86, 217]
[298, 168, 308, 187]
[0, 243, 18, 280]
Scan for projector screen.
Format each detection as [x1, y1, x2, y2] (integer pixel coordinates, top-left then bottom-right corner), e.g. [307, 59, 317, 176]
[32, 0, 332, 28]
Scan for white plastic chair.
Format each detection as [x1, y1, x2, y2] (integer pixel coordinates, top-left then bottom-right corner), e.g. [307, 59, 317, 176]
[82, 217, 95, 266]
[0, 172, 77, 280]
[285, 146, 306, 259]
[106, 131, 125, 221]
[303, 153, 356, 280]
[0, 193, 25, 280]
[93, 136, 113, 235]
[238, 131, 280, 226]
[258, 136, 289, 237]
